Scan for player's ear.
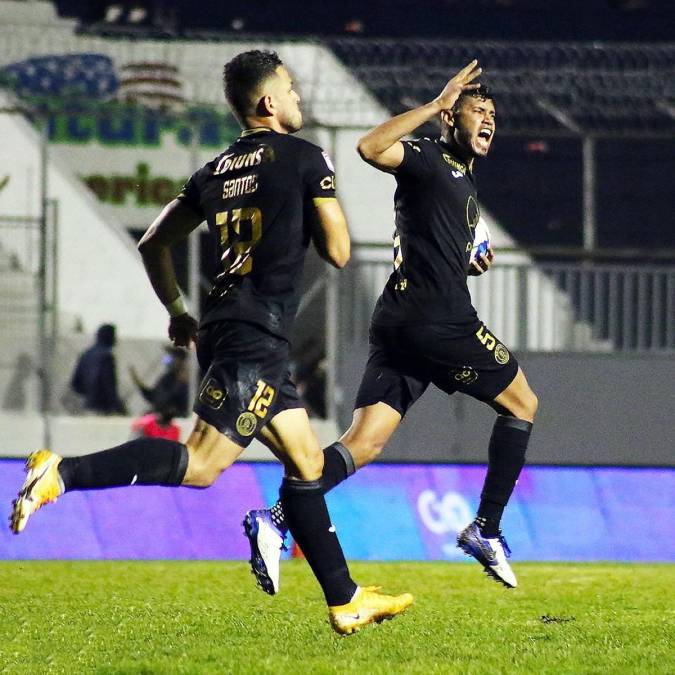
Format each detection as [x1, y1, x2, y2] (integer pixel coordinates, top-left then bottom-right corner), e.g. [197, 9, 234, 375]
[255, 94, 274, 117]
[440, 108, 454, 128]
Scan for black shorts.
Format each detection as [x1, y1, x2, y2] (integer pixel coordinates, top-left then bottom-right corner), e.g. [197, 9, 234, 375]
[354, 321, 519, 417]
[194, 320, 301, 446]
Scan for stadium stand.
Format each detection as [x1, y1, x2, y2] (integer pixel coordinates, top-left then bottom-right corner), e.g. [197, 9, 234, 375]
[328, 39, 675, 134]
[0, 53, 118, 100]
[0, 1, 672, 416]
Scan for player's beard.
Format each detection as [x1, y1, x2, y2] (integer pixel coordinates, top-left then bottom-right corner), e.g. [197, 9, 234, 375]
[281, 106, 303, 133]
[454, 124, 490, 159]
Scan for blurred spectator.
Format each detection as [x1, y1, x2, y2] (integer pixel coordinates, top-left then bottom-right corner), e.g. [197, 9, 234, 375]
[131, 409, 181, 441]
[129, 345, 189, 418]
[2, 353, 34, 411]
[70, 324, 126, 415]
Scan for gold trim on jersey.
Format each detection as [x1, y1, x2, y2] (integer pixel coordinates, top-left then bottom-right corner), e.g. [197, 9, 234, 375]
[240, 127, 274, 137]
[312, 197, 337, 205]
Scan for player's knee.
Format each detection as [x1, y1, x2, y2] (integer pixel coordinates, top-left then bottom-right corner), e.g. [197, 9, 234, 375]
[186, 463, 220, 488]
[513, 389, 538, 422]
[184, 451, 227, 487]
[527, 390, 539, 419]
[294, 450, 323, 481]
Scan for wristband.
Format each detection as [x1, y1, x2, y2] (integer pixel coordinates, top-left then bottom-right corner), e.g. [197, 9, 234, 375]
[165, 295, 187, 317]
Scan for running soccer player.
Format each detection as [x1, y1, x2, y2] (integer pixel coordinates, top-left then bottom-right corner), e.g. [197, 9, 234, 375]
[9, 50, 412, 635]
[245, 60, 538, 593]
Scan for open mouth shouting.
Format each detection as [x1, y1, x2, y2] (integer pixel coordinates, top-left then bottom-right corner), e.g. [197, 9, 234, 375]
[475, 126, 494, 153]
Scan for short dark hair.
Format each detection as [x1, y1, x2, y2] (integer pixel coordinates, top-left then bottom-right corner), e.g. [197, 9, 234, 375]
[453, 84, 494, 112]
[223, 50, 283, 120]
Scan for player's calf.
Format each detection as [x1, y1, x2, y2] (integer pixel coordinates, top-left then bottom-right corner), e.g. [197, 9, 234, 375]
[242, 442, 356, 594]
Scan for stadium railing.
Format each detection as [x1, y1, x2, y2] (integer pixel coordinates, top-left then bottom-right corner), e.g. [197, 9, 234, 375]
[335, 246, 675, 353]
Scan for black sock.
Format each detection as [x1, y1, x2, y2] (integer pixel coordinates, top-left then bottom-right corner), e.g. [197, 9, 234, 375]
[269, 442, 356, 534]
[321, 442, 356, 492]
[58, 438, 189, 492]
[279, 477, 357, 606]
[477, 416, 532, 537]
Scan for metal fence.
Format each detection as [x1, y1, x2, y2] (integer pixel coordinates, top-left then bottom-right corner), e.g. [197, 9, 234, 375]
[335, 251, 675, 353]
[0, 204, 57, 416]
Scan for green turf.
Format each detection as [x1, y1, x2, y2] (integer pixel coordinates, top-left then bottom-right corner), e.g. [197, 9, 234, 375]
[0, 561, 672, 674]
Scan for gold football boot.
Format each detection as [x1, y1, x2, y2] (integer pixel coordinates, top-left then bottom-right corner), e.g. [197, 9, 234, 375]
[10, 449, 63, 534]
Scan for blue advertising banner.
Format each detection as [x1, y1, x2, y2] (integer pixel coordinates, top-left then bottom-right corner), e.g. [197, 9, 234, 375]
[0, 460, 673, 561]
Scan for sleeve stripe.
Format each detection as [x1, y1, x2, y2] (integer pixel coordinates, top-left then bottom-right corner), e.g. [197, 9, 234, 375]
[312, 197, 337, 205]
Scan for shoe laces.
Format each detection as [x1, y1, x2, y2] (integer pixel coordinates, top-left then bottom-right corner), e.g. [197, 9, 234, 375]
[497, 532, 511, 558]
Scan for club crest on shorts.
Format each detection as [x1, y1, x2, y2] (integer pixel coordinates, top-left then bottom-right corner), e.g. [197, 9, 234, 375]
[199, 377, 226, 409]
[494, 343, 510, 365]
[236, 411, 258, 437]
[452, 366, 478, 385]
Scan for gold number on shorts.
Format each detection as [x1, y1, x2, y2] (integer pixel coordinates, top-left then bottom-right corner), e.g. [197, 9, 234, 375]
[476, 325, 496, 351]
[248, 379, 275, 418]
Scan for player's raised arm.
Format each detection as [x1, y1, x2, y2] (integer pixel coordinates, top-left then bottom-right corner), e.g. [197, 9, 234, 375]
[310, 198, 350, 269]
[137, 198, 204, 346]
[356, 60, 482, 172]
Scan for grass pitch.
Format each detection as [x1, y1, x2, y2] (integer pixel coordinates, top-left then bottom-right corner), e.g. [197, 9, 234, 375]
[0, 561, 672, 674]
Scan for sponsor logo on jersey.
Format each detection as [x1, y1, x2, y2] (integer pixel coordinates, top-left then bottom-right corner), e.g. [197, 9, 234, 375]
[442, 153, 466, 174]
[236, 411, 258, 437]
[494, 343, 510, 365]
[452, 366, 478, 385]
[214, 145, 274, 175]
[452, 170, 463, 179]
[320, 175, 336, 191]
[199, 377, 226, 409]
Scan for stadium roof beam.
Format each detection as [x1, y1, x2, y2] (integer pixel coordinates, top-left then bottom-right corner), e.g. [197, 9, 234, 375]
[656, 100, 675, 121]
[535, 97, 583, 135]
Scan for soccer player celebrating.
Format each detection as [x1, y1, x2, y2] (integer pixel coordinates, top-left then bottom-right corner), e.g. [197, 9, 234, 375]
[9, 50, 412, 635]
[245, 61, 538, 592]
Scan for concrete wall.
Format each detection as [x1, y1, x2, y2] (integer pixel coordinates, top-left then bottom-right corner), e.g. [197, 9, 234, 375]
[0, 95, 168, 338]
[338, 349, 675, 467]
[2, 348, 671, 468]
[0, 412, 338, 460]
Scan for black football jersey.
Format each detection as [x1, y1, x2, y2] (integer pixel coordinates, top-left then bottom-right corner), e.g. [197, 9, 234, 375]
[371, 137, 481, 330]
[177, 128, 336, 338]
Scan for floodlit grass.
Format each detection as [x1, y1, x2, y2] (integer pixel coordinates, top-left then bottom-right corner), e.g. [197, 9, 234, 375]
[0, 561, 672, 674]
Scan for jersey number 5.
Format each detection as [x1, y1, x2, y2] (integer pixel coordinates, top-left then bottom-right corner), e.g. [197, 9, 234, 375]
[216, 207, 262, 276]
